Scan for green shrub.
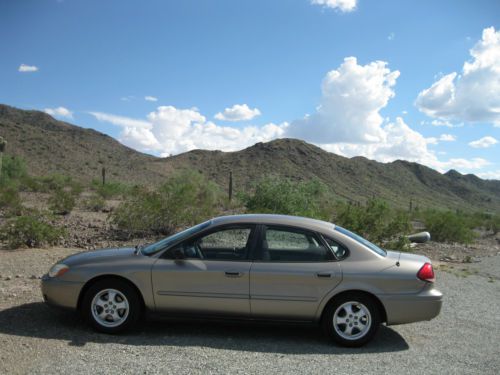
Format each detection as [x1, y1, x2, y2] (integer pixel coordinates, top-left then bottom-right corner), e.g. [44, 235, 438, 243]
[0, 213, 65, 248]
[240, 177, 332, 220]
[422, 210, 475, 244]
[334, 199, 412, 249]
[485, 215, 500, 235]
[22, 174, 82, 195]
[48, 189, 76, 215]
[92, 180, 131, 199]
[82, 193, 106, 212]
[0, 186, 23, 216]
[0, 155, 27, 185]
[110, 170, 223, 237]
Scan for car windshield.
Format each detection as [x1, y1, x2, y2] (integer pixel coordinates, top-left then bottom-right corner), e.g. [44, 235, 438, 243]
[334, 225, 386, 256]
[141, 220, 211, 255]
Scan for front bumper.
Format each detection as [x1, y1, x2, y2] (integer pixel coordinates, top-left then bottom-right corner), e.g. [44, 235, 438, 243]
[41, 274, 83, 310]
[380, 286, 443, 325]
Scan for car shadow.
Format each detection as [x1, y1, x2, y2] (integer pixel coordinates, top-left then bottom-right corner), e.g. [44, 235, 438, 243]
[0, 302, 409, 354]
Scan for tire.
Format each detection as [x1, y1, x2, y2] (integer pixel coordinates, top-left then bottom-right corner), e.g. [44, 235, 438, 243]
[322, 292, 381, 347]
[81, 278, 142, 334]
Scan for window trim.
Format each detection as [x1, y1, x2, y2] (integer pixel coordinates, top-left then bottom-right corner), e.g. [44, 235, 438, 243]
[159, 223, 257, 262]
[321, 235, 350, 261]
[253, 224, 336, 263]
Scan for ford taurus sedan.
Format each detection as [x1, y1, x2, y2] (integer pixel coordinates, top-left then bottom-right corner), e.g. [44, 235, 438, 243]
[41, 214, 442, 347]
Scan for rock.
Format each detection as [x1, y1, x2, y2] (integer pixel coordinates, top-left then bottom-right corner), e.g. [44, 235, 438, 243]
[30, 275, 38, 279]
[5, 276, 12, 281]
[15, 274, 22, 278]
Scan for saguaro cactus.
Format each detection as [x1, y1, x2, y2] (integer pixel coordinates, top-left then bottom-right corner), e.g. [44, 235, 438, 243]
[228, 171, 233, 202]
[101, 167, 106, 185]
[0, 136, 6, 179]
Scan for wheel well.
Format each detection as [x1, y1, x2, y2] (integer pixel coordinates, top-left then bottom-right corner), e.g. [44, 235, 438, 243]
[77, 275, 146, 312]
[321, 290, 387, 323]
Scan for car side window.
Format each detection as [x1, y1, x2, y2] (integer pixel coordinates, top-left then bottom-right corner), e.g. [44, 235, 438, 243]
[261, 226, 332, 262]
[324, 237, 349, 260]
[181, 227, 253, 261]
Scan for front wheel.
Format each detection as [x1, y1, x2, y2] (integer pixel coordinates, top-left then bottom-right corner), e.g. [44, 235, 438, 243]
[82, 279, 141, 333]
[322, 293, 381, 347]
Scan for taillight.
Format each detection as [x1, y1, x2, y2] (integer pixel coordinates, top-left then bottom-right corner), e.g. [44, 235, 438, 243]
[417, 262, 435, 282]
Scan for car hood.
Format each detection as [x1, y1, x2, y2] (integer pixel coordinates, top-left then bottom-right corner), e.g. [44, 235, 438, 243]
[61, 247, 137, 266]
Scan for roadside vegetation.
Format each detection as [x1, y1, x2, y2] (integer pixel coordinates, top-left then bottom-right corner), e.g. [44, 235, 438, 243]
[0, 154, 499, 249]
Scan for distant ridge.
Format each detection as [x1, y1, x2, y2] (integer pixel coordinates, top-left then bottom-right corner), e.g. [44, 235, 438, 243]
[1, 104, 499, 212]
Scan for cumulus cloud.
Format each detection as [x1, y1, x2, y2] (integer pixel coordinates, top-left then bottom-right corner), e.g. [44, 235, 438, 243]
[285, 57, 487, 173]
[214, 104, 261, 122]
[311, 0, 357, 12]
[477, 170, 500, 180]
[287, 57, 400, 144]
[145, 96, 158, 102]
[416, 27, 500, 126]
[18, 64, 38, 72]
[90, 106, 286, 156]
[44, 107, 73, 119]
[469, 136, 498, 148]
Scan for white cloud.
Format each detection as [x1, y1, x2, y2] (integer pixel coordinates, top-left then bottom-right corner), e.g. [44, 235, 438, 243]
[285, 57, 487, 173]
[469, 136, 498, 148]
[18, 64, 38, 72]
[287, 57, 400, 143]
[477, 170, 500, 180]
[44, 107, 73, 119]
[416, 27, 500, 126]
[214, 104, 261, 122]
[90, 106, 286, 156]
[311, 0, 357, 12]
[439, 134, 456, 142]
[89, 111, 151, 128]
[145, 96, 158, 102]
[387, 32, 395, 41]
[422, 119, 463, 128]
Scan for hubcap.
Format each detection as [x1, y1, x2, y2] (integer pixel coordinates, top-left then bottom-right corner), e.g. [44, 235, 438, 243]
[333, 301, 371, 340]
[91, 288, 129, 328]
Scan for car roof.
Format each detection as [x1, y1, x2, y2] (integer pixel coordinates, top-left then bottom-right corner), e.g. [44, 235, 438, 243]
[210, 214, 336, 235]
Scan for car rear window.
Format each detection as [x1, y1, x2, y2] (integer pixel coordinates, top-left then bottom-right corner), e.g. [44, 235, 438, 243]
[334, 226, 386, 256]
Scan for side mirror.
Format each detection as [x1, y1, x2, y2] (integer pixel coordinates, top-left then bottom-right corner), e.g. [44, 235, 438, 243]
[407, 231, 431, 244]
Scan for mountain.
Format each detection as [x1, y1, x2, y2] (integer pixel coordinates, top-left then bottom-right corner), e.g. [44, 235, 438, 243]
[1, 104, 499, 212]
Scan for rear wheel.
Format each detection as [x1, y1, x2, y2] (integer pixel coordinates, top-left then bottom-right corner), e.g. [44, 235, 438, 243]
[322, 293, 380, 347]
[82, 279, 141, 333]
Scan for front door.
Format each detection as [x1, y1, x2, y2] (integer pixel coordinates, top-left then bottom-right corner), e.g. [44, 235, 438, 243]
[250, 225, 342, 320]
[152, 225, 255, 316]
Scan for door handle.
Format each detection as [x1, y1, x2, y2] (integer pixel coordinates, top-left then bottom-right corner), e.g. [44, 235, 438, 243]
[225, 271, 243, 278]
[316, 272, 332, 278]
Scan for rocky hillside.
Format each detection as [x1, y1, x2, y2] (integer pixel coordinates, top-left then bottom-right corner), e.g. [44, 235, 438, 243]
[1, 104, 499, 212]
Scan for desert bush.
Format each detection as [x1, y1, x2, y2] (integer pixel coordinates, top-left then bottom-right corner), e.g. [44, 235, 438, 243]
[91, 180, 131, 199]
[110, 170, 223, 237]
[485, 215, 500, 235]
[0, 155, 27, 185]
[0, 212, 65, 248]
[23, 174, 82, 195]
[240, 177, 332, 220]
[421, 210, 475, 244]
[48, 188, 76, 215]
[334, 199, 412, 249]
[0, 186, 23, 216]
[82, 193, 106, 212]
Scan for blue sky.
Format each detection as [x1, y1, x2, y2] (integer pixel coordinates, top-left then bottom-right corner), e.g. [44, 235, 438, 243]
[1, 0, 499, 178]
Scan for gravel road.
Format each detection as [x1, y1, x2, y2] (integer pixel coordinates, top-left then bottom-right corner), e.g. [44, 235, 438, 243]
[0, 247, 499, 375]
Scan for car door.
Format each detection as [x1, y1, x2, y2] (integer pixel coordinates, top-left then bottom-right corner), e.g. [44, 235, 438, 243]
[152, 225, 255, 316]
[250, 225, 342, 320]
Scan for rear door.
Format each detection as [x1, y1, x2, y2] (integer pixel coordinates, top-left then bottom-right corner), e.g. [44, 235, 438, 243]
[152, 225, 255, 316]
[250, 225, 342, 320]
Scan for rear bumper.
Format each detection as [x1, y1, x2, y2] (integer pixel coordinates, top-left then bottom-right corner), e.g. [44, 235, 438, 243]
[380, 287, 442, 325]
[41, 274, 83, 310]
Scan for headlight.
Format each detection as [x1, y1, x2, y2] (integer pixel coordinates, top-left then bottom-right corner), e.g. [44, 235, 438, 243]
[48, 264, 69, 278]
